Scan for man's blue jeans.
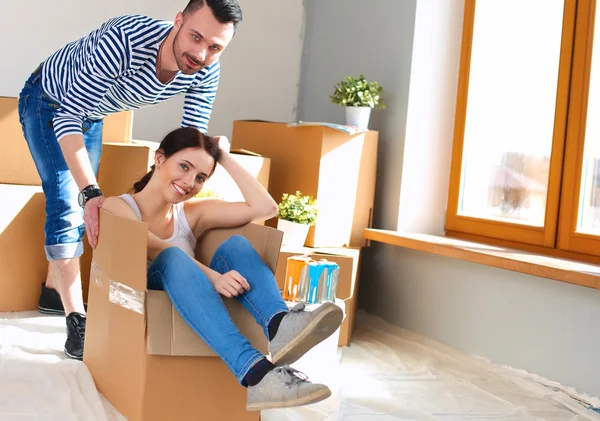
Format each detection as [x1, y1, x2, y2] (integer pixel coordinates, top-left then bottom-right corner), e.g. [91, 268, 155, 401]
[18, 71, 103, 260]
[147, 235, 289, 385]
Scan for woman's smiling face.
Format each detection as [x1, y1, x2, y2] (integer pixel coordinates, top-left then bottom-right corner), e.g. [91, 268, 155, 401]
[155, 146, 216, 203]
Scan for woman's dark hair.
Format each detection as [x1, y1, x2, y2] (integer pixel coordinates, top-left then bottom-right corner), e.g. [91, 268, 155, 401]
[132, 127, 221, 193]
[183, 0, 243, 31]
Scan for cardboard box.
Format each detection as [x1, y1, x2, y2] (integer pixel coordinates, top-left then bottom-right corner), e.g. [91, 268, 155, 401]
[274, 245, 362, 346]
[84, 210, 282, 421]
[231, 121, 378, 248]
[0, 184, 47, 311]
[0, 96, 133, 186]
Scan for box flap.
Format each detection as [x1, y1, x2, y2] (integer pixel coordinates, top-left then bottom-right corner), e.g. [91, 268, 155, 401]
[94, 209, 148, 294]
[85, 209, 149, 420]
[196, 223, 283, 273]
[230, 148, 262, 157]
[146, 290, 268, 357]
[97, 143, 153, 197]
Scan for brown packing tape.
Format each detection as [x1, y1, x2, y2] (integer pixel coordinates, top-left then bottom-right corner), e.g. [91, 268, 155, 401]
[91, 259, 145, 315]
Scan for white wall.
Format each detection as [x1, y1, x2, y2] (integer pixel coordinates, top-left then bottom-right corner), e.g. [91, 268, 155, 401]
[0, 0, 304, 141]
[297, 0, 418, 231]
[397, 0, 463, 235]
[299, 0, 600, 399]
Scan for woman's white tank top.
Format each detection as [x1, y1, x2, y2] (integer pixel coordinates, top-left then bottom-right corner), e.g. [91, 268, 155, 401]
[119, 194, 197, 258]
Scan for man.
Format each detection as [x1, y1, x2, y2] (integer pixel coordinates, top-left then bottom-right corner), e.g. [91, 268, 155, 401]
[18, 0, 241, 360]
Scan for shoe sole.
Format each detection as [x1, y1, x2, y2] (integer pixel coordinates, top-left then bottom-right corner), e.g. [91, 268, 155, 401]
[271, 304, 343, 366]
[246, 387, 331, 411]
[38, 306, 65, 316]
[64, 347, 83, 361]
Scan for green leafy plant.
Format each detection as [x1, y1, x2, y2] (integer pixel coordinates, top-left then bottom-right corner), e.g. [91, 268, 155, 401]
[330, 74, 386, 109]
[277, 191, 318, 225]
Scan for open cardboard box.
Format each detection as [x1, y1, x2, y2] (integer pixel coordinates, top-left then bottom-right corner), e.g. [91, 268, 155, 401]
[84, 209, 283, 421]
[231, 120, 378, 248]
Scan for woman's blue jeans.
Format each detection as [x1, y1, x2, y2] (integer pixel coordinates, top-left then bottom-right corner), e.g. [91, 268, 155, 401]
[147, 235, 288, 385]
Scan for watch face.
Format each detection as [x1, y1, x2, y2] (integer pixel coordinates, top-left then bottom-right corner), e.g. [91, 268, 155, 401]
[78, 191, 85, 208]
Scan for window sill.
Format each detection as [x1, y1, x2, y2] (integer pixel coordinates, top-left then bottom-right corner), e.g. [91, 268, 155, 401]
[364, 229, 600, 290]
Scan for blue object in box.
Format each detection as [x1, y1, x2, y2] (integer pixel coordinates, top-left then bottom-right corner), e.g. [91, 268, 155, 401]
[299, 260, 340, 304]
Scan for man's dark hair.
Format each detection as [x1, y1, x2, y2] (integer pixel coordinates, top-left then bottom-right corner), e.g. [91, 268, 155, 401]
[183, 0, 243, 30]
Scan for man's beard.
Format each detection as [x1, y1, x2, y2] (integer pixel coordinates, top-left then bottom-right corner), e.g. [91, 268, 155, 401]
[173, 30, 206, 75]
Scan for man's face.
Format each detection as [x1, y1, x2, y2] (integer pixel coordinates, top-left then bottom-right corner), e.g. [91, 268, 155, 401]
[172, 6, 235, 74]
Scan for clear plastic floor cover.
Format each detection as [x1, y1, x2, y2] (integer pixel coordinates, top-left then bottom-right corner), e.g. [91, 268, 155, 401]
[1, 310, 599, 421]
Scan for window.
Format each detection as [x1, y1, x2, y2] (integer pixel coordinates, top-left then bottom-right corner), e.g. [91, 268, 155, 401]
[446, 0, 600, 261]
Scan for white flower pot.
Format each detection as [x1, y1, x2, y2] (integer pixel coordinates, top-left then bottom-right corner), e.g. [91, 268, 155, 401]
[277, 219, 310, 247]
[345, 106, 372, 129]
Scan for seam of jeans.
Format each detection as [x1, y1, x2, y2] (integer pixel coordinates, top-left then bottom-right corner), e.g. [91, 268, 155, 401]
[18, 94, 30, 123]
[35, 94, 62, 243]
[215, 253, 267, 326]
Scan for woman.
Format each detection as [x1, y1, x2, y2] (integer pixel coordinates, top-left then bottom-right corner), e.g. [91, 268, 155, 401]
[102, 127, 343, 411]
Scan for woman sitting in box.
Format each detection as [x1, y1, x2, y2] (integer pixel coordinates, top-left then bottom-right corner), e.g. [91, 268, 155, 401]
[102, 127, 342, 411]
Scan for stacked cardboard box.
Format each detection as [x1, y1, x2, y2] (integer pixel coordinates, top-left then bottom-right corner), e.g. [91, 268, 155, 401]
[85, 211, 280, 421]
[231, 121, 377, 345]
[231, 120, 378, 248]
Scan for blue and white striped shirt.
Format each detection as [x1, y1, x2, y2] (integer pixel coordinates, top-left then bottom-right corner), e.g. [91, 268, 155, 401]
[40, 15, 220, 141]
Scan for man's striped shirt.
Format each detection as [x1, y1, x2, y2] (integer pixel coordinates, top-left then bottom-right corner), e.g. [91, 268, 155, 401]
[40, 14, 220, 141]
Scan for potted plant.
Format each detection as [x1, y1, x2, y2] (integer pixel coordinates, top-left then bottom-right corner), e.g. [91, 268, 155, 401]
[276, 191, 318, 247]
[330, 74, 386, 129]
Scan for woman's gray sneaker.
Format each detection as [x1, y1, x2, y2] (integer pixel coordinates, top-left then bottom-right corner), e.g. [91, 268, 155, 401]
[246, 366, 331, 411]
[270, 302, 343, 366]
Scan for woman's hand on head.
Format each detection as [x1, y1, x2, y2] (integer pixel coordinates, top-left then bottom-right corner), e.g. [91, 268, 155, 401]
[214, 135, 230, 154]
[213, 270, 250, 297]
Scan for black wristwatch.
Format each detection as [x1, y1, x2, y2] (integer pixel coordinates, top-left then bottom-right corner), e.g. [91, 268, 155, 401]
[78, 184, 103, 208]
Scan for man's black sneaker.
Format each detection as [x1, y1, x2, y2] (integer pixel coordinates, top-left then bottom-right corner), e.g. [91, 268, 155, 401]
[38, 283, 88, 316]
[64, 312, 86, 361]
[38, 283, 65, 315]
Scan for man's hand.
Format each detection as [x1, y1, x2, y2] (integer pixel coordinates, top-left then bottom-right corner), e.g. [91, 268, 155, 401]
[213, 270, 250, 297]
[214, 135, 231, 153]
[84, 195, 105, 248]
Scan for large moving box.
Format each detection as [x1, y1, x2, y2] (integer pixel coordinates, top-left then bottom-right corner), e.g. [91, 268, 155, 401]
[274, 245, 362, 346]
[85, 211, 281, 421]
[231, 121, 378, 248]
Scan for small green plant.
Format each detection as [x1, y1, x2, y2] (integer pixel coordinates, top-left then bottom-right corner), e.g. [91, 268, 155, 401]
[330, 74, 386, 109]
[277, 191, 318, 226]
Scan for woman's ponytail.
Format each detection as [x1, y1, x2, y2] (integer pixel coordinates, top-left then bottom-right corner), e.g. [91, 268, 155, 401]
[131, 165, 155, 193]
